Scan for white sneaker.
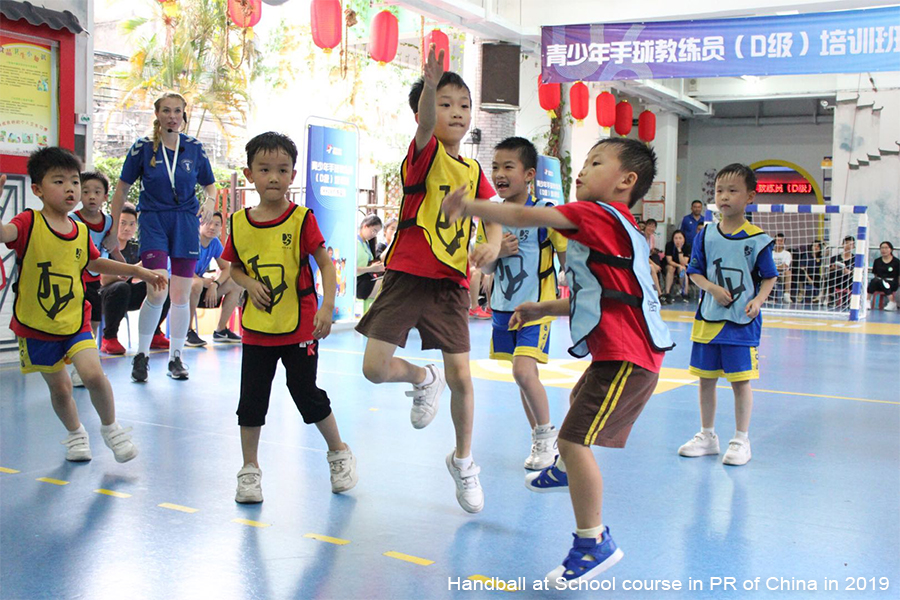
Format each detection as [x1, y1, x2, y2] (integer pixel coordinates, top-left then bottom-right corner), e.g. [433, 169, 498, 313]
[783, 293, 793, 304]
[723, 438, 752, 466]
[235, 465, 263, 503]
[61, 429, 92, 462]
[406, 364, 445, 429]
[327, 446, 358, 493]
[885, 301, 898, 311]
[101, 424, 138, 463]
[524, 426, 558, 470]
[70, 367, 84, 388]
[678, 431, 720, 457]
[445, 450, 484, 514]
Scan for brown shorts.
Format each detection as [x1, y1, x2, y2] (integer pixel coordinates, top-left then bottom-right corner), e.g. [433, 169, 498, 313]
[559, 361, 659, 448]
[355, 270, 470, 354]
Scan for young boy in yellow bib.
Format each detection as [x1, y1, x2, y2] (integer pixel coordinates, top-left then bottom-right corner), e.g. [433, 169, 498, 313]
[0, 148, 167, 463]
[477, 136, 567, 470]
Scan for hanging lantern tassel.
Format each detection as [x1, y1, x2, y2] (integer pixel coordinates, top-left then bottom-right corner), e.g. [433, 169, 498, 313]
[537, 75, 560, 120]
[311, 0, 342, 53]
[615, 100, 633, 136]
[368, 10, 398, 65]
[638, 110, 656, 142]
[569, 81, 589, 125]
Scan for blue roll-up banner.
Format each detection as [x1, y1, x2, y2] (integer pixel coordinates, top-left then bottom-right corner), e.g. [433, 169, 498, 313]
[535, 155, 565, 204]
[305, 124, 358, 320]
[541, 7, 900, 83]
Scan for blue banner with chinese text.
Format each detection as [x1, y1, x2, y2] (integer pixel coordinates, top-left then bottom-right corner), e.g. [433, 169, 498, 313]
[541, 7, 900, 82]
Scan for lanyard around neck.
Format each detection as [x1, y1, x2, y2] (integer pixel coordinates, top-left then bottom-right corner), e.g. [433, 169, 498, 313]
[161, 134, 181, 203]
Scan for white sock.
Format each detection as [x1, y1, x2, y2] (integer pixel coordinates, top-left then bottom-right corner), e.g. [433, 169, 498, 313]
[168, 303, 190, 359]
[137, 298, 165, 355]
[68, 423, 87, 435]
[555, 456, 567, 472]
[417, 366, 435, 388]
[452, 453, 473, 470]
[575, 524, 604, 540]
[734, 430, 749, 442]
[534, 423, 555, 434]
[100, 421, 120, 434]
[701, 426, 715, 436]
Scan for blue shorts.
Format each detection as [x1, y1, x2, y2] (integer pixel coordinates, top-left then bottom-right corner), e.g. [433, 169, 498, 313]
[17, 331, 95, 374]
[490, 311, 551, 363]
[689, 343, 759, 382]
[139, 210, 200, 261]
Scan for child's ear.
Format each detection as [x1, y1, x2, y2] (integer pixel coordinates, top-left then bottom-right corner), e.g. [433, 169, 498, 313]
[31, 183, 42, 198]
[242, 167, 253, 182]
[525, 167, 536, 183]
[747, 190, 756, 204]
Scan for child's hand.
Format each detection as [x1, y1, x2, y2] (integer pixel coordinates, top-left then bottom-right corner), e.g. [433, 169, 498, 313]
[710, 284, 733, 306]
[423, 43, 445, 88]
[499, 232, 519, 257]
[246, 279, 272, 311]
[312, 305, 332, 339]
[440, 185, 469, 221]
[471, 243, 499, 268]
[509, 302, 545, 330]
[745, 298, 763, 319]
[138, 268, 168, 291]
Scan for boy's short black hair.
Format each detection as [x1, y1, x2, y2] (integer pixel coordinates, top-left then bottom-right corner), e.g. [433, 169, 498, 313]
[715, 163, 757, 192]
[843, 235, 855, 243]
[776, 232, 785, 239]
[121, 203, 138, 218]
[591, 138, 657, 207]
[494, 136, 538, 171]
[80, 170, 110, 195]
[408, 72, 471, 113]
[27, 147, 82, 184]
[246, 132, 298, 168]
[212, 211, 224, 223]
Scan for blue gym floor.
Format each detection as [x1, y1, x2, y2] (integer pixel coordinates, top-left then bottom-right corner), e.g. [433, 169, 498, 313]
[1, 307, 898, 600]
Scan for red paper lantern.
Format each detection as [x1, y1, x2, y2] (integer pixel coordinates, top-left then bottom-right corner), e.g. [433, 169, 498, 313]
[311, 0, 342, 53]
[537, 75, 561, 118]
[596, 91, 615, 128]
[368, 11, 398, 64]
[570, 82, 589, 123]
[638, 110, 656, 142]
[615, 101, 633, 136]
[422, 29, 450, 71]
[228, 0, 261, 28]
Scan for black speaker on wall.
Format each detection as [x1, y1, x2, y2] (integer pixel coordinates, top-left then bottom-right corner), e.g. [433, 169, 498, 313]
[480, 43, 520, 111]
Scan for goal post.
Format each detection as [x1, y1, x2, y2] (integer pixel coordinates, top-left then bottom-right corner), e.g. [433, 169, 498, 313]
[704, 204, 868, 321]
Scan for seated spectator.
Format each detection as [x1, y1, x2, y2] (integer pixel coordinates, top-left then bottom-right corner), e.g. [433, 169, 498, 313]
[826, 236, 856, 308]
[186, 212, 243, 346]
[644, 218, 665, 300]
[663, 230, 691, 303]
[376, 217, 397, 262]
[795, 240, 825, 303]
[772, 233, 793, 304]
[869, 241, 899, 311]
[680, 200, 705, 246]
[98, 203, 170, 355]
[356, 215, 384, 308]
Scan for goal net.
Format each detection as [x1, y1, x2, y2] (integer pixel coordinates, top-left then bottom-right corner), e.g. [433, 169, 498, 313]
[705, 204, 869, 321]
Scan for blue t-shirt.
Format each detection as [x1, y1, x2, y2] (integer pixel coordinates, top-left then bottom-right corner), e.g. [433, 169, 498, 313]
[687, 221, 777, 346]
[680, 213, 705, 246]
[120, 133, 215, 213]
[195, 237, 224, 276]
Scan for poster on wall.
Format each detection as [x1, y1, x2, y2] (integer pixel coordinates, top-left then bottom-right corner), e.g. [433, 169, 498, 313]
[535, 155, 564, 203]
[305, 123, 358, 321]
[0, 36, 58, 156]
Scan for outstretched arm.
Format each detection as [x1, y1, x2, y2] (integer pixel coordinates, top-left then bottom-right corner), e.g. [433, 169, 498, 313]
[443, 185, 576, 231]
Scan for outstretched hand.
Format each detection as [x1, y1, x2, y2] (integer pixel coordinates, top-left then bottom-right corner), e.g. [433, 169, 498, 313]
[509, 302, 545, 330]
[441, 185, 469, 222]
[423, 43, 445, 88]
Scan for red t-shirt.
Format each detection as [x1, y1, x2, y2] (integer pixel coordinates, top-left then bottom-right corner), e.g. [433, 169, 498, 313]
[554, 201, 664, 373]
[222, 206, 325, 347]
[386, 136, 495, 288]
[5, 210, 101, 340]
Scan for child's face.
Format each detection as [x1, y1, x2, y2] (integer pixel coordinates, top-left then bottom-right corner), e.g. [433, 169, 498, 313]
[714, 173, 755, 218]
[118, 213, 137, 240]
[156, 98, 186, 133]
[80, 179, 106, 214]
[492, 149, 534, 200]
[244, 149, 296, 203]
[432, 84, 471, 146]
[575, 145, 632, 203]
[33, 168, 81, 214]
[775, 237, 785, 251]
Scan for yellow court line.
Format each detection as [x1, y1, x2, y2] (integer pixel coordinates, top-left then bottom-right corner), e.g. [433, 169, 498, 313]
[232, 518, 270, 528]
[36, 477, 68, 486]
[303, 533, 350, 545]
[383, 551, 434, 566]
[369, 408, 379, 411]
[158, 503, 198, 514]
[467, 575, 522, 592]
[688, 383, 899, 406]
[0, 467, 20, 474]
[94, 489, 131, 498]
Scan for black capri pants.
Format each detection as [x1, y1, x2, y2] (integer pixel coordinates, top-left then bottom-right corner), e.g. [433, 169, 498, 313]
[237, 341, 332, 427]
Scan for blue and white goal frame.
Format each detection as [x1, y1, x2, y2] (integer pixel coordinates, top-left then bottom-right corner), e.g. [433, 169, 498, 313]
[705, 204, 868, 321]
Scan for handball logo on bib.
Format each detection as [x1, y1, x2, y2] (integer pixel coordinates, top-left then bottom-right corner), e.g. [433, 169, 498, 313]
[247, 255, 289, 314]
[712, 257, 746, 304]
[36, 261, 75, 319]
[500, 255, 528, 301]
[434, 183, 473, 257]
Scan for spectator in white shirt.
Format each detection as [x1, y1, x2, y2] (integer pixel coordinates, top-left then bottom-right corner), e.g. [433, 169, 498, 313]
[772, 233, 793, 304]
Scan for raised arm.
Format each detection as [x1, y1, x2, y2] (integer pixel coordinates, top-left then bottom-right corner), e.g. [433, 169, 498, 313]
[414, 45, 445, 154]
